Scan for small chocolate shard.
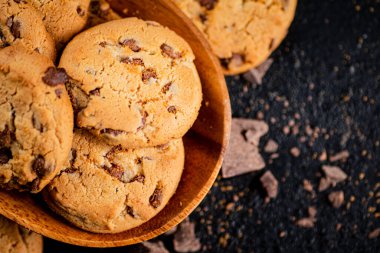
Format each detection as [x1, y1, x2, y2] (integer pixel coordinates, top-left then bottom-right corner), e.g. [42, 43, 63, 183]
[119, 38, 141, 52]
[368, 228, 380, 239]
[295, 218, 315, 228]
[328, 191, 344, 208]
[329, 150, 350, 162]
[103, 163, 124, 181]
[303, 179, 313, 193]
[62, 167, 77, 174]
[199, 13, 208, 23]
[161, 82, 172, 94]
[260, 171, 278, 201]
[199, 0, 217, 10]
[55, 88, 63, 98]
[137, 111, 148, 131]
[32, 155, 50, 177]
[99, 41, 107, 47]
[121, 57, 144, 66]
[65, 79, 89, 112]
[160, 43, 182, 59]
[149, 185, 163, 208]
[243, 58, 274, 85]
[173, 218, 202, 252]
[76, 6, 86, 16]
[6, 16, 21, 39]
[167, 106, 177, 114]
[130, 174, 145, 183]
[290, 147, 301, 157]
[222, 118, 268, 178]
[42, 67, 68, 86]
[142, 68, 157, 82]
[264, 139, 278, 153]
[100, 128, 125, 136]
[30, 178, 40, 192]
[126, 206, 135, 217]
[105, 145, 123, 159]
[323, 165, 348, 183]
[0, 148, 12, 164]
[89, 88, 101, 96]
[0, 126, 12, 147]
[142, 241, 169, 253]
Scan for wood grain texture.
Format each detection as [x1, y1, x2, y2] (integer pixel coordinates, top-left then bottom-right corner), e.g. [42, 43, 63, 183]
[0, 0, 231, 247]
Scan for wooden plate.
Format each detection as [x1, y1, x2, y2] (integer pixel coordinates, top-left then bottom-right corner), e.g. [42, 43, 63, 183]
[0, 0, 231, 247]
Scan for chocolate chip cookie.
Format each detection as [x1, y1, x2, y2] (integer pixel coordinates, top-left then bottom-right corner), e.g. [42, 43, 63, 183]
[87, 0, 121, 28]
[0, 46, 73, 192]
[0, 0, 56, 60]
[43, 130, 184, 233]
[0, 215, 43, 253]
[28, 0, 91, 45]
[173, 0, 297, 74]
[60, 18, 202, 148]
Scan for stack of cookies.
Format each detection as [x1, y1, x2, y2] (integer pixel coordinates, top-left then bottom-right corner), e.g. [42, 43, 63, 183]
[0, 0, 202, 234]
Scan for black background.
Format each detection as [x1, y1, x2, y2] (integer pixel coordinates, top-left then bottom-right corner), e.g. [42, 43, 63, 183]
[44, 0, 379, 252]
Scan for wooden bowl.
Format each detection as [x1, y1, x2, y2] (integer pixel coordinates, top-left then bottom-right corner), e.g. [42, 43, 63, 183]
[0, 0, 231, 248]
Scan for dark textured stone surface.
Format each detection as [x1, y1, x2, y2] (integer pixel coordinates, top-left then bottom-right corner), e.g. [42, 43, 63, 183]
[44, 0, 379, 252]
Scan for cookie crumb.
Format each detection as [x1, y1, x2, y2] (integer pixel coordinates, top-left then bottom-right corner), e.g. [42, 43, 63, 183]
[243, 58, 273, 85]
[329, 150, 350, 162]
[290, 147, 301, 157]
[142, 241, 169, 253]
[368, 228, 380, 239]
[264, 139, 278, 153]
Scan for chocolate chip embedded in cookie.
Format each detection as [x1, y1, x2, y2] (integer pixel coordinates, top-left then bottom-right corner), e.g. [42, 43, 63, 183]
[173, 0, 297, 74]
[29, 0, 91, 44]
[0, 0, 56, 60]
[86, 0, 122, 28]
[43, 130, 184, 233]
[0, 215, 43, 253]
[0, 46, 73, 193]
[60, 18, 202, 148]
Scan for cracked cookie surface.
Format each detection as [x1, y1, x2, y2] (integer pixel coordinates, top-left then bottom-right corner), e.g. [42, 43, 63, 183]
[173, 0, 297, 74]
[0, 215, 43, 253]
[0, 0, 56, 60]
[28, 0, 91, 45]
[0, 46, 73, 192]
[59, 18, 202, 148]
[43, 130, 184, 233]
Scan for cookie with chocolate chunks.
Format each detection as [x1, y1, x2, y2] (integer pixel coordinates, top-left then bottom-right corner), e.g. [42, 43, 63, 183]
[0, 46, 73, 193]
[28, 0, 91, 44]
[59, 18, 202, 148]
[173, 0, 297, 74]
[0, 0, 56, 60]
[43, 130, 184, 233]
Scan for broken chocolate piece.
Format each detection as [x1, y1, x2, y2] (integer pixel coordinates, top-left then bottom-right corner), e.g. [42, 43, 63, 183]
[260, 171, 279, 201]
[160, 43, 182, 59]
[167, 106, 177, 114]
[126, 206, 135, 217]
[173, 218, 202, 253]
[76, 6, 86, 16]
[149, 186, 163, 208]
[65, 79, 89, 112]
[328, 191, 344, 208]
[100, 128, 125, 136]
[119, 38, 141, 52]
[32, 155, 50, 177]
[103, 163, 124, 182]
[55, 88, 63, 98]
[243, 58, 274, 85]
[142, 241, 169, 253]
[161, 82, 172, 94]
[199, 0, 217, 10]
[89, 88, 101, 96]
[130, 174, 145, 183]
[42, 67, 68, 86]
[0, 148, 12, 164]
[142, 68, 157, 82]
[222, 118, 268, 178]
[6, 16, 21, 39]
[120, 57, 144, 66]
[264, 139, 278, 153]
[329, 150, 350, 162]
